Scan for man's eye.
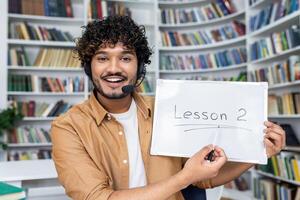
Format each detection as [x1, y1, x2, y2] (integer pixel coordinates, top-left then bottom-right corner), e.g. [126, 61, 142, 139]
[97, 57, 107, 62]
[122, 57, 131, 62]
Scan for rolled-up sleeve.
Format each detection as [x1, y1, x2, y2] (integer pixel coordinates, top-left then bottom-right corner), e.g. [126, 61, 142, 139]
[51, 117, 114, 200]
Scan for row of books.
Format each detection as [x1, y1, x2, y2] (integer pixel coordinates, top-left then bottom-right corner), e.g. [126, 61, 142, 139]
[33, 48, 80, 67]
[7, 74, 85, 93]
[9, 0, 74, 17]
[9, 22, 74, 42]
[89, 1, 131, 19]
[9, 127, 51, 144]
[249, 56, 300, 85]
[253, 177, 300, 200]
[250, 25, 300, 61]
[160, 47, 247, 70]
[106, 2, 131, 17]
[258, 152, 300, 182]
[161, 21, 245, 47]
[8, 149, 52, 161]
[9, 47, 81, 68]
[89, 0, 106, 19]
[268, 92, 300, 115]
[164, 71, 247, 82]
[249, 0, 300, 32]
[40, 77, 84, 93]
[160, 0, 236, 24]
[15, 100, 71, 117]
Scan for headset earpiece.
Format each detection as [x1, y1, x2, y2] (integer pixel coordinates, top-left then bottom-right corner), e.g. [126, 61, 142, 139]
[137, 62, 146, 80]
[84, 62, 92, 79]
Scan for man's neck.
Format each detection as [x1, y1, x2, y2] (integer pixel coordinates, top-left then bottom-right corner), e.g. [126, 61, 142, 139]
[96, 92, 132, 114]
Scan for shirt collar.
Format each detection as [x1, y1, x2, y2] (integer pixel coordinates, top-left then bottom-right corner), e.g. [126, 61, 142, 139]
[89, 90, 152, 126]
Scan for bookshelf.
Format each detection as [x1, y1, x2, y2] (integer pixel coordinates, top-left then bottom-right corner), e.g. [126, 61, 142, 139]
[157, 0, 248, 83]
[0, 0, 158, 165]
[0, 0, 299, 199]
[247, 0, 300, 199]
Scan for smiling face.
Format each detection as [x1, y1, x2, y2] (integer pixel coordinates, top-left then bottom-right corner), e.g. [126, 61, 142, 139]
[91, 43, 138, 99]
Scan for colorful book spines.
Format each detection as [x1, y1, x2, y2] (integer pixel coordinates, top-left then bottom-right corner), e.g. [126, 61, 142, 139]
[8, 149, 52, 161]
[7, 75, 84, 93]
[258, 153, 300, 182]
[253, 177, 298, 200]
[250, 56, 300, 84]
[9, 127, 51, 144]
[162, 71, 247, 82]
[7, 74, 33, 92]
[9, 0, 73, 17]
[8, 48, 81, 68]
[268, 93, 300, 115]
[251, 25, 300, 61]
[160, 0, 236, 24]
[15, 100, 71, 117]
[160, 47, 246, 70]
[161, 21, 245, 47]
[40, 76, 84, 93]
[10, 21, 74, 41]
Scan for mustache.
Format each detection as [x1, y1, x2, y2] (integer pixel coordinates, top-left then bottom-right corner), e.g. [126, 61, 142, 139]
[101, 72, 127, 80]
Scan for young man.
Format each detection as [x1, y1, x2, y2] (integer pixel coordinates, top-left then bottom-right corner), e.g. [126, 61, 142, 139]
[51, 16, 286, 200]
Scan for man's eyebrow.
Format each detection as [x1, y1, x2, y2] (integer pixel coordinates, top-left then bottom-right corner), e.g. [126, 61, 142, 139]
[122, 50, 135, 55]
[94, 51, 106, 55]
[94, 50, 135, 55]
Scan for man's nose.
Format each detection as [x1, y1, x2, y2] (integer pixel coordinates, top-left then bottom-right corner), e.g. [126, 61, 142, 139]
[108, 59, 121, 73]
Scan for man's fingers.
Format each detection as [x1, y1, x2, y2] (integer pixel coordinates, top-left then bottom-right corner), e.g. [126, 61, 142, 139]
[264, 127, 285, 136]
[264, 138, 280, 153]
[207, 146, 227, 165]
[214, 146, 226, 157]
[198, 144, 214, 157]
[265, 131, 285, 149]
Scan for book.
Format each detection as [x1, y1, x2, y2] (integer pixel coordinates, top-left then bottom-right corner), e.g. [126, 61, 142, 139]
[0, 182, 25, 200]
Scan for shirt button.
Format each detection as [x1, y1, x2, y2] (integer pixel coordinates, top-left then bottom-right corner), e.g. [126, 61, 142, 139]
[123, 159, 128, 164]
[118, 131, 123, 136]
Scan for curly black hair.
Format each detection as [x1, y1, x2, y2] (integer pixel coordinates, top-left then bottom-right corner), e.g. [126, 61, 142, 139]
[74, 15, 153, 81]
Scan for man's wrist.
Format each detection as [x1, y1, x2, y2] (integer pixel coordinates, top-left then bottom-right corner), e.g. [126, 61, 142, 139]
[175, 170, 192, 189]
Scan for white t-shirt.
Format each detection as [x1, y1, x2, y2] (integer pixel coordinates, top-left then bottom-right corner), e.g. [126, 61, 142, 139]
[111, 100, 147, 188]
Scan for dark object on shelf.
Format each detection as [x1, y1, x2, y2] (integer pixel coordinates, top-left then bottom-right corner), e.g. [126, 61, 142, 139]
[280, 124, 300, 146]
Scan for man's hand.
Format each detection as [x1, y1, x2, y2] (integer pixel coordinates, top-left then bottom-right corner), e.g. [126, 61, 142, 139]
[264, 121, 286, 158]
[181, 145, 227, 185]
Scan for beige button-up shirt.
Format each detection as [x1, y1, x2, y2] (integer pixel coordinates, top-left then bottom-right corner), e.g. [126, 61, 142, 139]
[51, 91, 208, 200]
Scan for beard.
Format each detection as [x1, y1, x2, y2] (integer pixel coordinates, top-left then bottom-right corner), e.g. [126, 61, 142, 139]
[92, 73, 135, 99]
[93, 82, 129, 99]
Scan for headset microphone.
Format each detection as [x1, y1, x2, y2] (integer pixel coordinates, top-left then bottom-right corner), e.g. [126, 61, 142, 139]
[122, 85, 135, 94]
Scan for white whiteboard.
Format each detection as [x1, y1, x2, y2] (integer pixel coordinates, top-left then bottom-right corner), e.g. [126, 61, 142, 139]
[150, 79, 268, 164]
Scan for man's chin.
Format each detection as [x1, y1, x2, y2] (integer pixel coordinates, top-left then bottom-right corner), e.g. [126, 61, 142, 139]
[98, 90, 129, 100]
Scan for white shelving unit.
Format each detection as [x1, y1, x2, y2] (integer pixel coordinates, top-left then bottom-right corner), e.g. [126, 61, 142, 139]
[246, 0, 300, 199]
[159, 63, 247, 74]
[0, 0, 299, 199]
[1, 0, 87, 165]
[157, 0, 247, 82]
[158, 10, 245, 28]
[1, 1, 158, 197]
[222, 188, 255, 200]
[0, 0, 158, 164]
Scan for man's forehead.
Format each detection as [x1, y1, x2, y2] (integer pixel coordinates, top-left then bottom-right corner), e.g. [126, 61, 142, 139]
[95, 42, 135, 54]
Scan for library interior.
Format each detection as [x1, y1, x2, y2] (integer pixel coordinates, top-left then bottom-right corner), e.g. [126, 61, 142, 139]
[0, 0, 300, 199]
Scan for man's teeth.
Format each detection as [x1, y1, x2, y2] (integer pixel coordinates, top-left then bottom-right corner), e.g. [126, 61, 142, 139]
[106, 78, 123, 82]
